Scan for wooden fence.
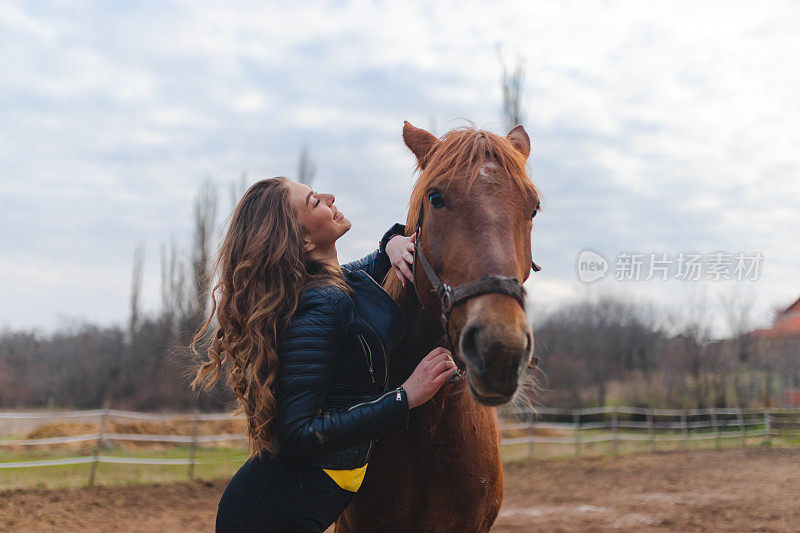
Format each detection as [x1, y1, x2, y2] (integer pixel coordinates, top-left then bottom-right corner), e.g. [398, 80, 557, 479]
[0, 408, 246, 486]
[498, 406, 800, 458]
[2, 406, 799, 486]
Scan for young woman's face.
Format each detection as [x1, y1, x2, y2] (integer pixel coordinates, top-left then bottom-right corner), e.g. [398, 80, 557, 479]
[287, 180, 351, 255]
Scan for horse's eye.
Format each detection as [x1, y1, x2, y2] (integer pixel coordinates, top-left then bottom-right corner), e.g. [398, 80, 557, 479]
[530, 208, 538, 220]
[429, 191, 445, 208]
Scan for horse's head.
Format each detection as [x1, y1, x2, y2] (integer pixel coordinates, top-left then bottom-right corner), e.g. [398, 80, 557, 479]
[393, 121, 540, 406]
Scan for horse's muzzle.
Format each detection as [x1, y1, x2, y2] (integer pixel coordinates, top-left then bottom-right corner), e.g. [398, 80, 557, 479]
[458, 318, 533, 404]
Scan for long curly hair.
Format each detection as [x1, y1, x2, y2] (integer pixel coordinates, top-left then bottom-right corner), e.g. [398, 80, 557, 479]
[190, 177, 349, 455]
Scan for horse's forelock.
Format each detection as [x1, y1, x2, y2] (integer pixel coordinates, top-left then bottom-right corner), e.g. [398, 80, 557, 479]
[416, 127, 535, 204]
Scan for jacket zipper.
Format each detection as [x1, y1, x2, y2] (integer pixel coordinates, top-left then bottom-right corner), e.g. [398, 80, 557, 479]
[346, 387, 403, 412]
[356, 332, 376, 384]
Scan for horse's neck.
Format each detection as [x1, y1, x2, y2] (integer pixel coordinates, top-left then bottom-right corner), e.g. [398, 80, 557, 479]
[387, 290, 442, 387]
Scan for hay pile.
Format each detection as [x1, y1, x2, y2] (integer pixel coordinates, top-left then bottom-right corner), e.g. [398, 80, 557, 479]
[500, 425, 566, 439]
[22, 417, 247, 452]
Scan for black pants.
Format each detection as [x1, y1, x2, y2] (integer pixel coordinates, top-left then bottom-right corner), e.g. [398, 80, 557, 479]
[216, 452, 355, 532]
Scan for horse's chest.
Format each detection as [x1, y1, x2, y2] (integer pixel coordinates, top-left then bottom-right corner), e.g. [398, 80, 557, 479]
[406, 431, 502, 503]
[337, 377, 504, 531]
[344, 404, 503, 530]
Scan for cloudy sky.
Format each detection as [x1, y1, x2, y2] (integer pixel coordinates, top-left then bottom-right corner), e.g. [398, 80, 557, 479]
[1, 1, 798, 336]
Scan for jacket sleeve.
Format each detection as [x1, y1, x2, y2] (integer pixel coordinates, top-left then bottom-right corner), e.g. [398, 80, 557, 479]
[274, 289, 409, 461]
[341, 223, 406, 283]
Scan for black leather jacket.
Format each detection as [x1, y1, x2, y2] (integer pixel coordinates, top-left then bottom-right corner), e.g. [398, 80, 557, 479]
[274, 223, 409, 470]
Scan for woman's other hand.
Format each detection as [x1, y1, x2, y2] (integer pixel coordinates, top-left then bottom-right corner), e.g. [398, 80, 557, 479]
[402, 347, 458, 409]
[386, 233, 415, 287]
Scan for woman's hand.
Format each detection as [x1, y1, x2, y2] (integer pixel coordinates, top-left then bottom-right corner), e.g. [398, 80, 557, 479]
[402, 347, 458, 409]
[386, 233, 415, 287]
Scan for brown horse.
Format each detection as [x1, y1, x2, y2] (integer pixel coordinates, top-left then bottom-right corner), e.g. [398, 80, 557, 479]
[336, 122, 540, 532]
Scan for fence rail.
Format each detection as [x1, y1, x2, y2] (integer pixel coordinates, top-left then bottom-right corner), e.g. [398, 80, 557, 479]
[2, 406, 799, 485]
[498, 405, 800, 460]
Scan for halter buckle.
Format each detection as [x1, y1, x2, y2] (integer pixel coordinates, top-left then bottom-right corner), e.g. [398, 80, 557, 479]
[437, 283, 453, 311]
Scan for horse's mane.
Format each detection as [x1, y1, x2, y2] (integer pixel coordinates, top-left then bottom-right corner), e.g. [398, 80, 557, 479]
[383, 126, 540, 301]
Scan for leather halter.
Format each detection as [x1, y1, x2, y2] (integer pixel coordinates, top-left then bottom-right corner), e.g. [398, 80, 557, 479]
[411, 197, 541, 369]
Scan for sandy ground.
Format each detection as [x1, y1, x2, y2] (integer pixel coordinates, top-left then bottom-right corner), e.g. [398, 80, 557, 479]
[2, 447, 799, 532]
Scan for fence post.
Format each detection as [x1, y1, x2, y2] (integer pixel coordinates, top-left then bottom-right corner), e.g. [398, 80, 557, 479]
[681, 409, 688, 448]
[611, 408, 619, 455]
[647, 408, 655, 452]
[711, 407, 720, 449]
[188, 410, 200, 481]
[764, 408, 771, 445]
[573, 409, 581, 456]
[737, 407, 745, 446]
[88, 401, 110, 488]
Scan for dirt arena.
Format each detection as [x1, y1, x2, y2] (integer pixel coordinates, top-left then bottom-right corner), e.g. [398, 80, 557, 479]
[2, 447, 798, 532]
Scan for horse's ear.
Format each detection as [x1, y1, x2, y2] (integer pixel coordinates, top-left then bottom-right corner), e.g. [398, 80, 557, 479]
[506, 125, 531, 160]
[403, 121, 439, 169]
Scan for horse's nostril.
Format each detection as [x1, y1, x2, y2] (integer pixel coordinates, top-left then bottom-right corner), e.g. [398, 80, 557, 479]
[461, 325, 477, 352]
[525, 333, 532, 355]
[459, 324, 485, 373]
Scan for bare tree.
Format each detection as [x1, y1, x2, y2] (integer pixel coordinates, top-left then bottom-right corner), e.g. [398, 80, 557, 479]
[717, 286, 759, 405]
[668, 287, 727, 407]
[230, 171, 249, 212]
[499, 49, 527, 131]
[128, 243, 145, 341]
[298, 145, 316, 186]
[160, 236, 186, 333]
[719, 286, 757, 359]
[110, 242, 146, 404]
[191, 180, 219, 327]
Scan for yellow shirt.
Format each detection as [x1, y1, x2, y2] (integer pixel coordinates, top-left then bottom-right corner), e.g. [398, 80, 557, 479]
[322, 464, 368, 492]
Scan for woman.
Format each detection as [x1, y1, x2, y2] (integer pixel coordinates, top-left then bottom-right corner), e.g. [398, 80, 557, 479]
[191, 177, 457, 532]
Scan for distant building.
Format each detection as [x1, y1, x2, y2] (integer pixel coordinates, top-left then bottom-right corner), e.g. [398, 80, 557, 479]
[750, 295, 800, 339]
[750, 295, 800, 406]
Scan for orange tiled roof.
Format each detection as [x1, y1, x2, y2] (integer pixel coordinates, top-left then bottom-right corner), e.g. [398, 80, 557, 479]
[786, 295, 800, 314]
[752, 315, 800, 338]
[752, 295, 800, 338]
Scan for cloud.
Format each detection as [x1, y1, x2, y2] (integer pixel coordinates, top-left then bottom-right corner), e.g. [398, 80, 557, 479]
[0, 0, 798, 333]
